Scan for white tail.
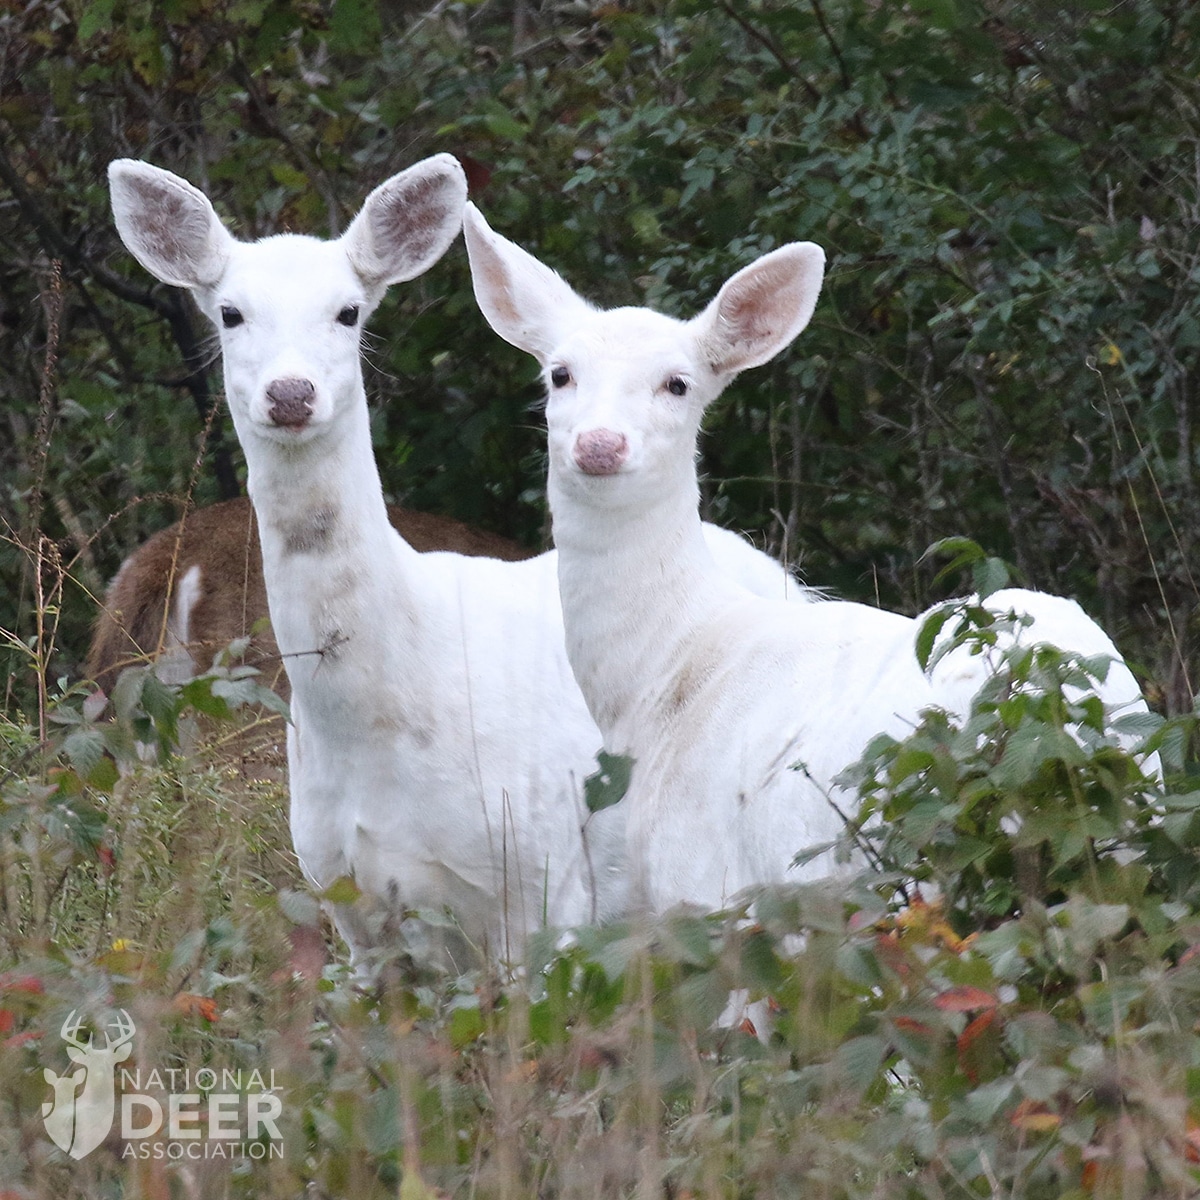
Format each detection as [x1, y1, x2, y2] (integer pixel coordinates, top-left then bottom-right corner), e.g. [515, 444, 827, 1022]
[463, 203, 1154, 913]
[107, 160, 811, 961]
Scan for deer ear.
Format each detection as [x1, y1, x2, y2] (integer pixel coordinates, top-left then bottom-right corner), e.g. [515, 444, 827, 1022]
[109, 160, 235, 289]
[343, 153, 467, 289]
[694, 242, 826, 377]
[462, 202, 592, 364]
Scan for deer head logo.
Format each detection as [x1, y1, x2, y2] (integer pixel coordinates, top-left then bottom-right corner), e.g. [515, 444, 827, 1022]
[42, 1009, 135, 1159]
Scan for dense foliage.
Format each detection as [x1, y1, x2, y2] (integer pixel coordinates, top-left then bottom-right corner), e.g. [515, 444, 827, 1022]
[1, 0, 1197, 709]
[0, 612, 1197, 1196]
[2, 0, 1199, 1194]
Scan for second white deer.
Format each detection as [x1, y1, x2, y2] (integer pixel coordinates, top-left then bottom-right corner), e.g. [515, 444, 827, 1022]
[463, 204, 1154, 913]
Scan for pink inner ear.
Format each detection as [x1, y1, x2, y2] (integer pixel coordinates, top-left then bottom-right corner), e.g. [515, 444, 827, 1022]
[372, 174, 452, 271]
[116, 169, 226, 287]
[708, 251, 820, 373]
[364, 169, 463, 283]
[706, 278, 783, 372]
[136, 182, 205, 262]
[477, 255, 523, 328]
[720, 278, 775, 342]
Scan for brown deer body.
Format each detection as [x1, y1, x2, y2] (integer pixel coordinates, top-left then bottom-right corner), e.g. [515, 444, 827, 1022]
[87, 496, 530, 694]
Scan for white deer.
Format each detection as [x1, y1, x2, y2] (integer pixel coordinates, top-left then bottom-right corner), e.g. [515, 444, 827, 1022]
[107, 157, 811, 962]
[463, 204, 1154, 913]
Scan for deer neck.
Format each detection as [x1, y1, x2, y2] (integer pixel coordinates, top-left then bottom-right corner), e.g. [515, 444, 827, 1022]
[550, 460, 740, 755]
[238, 392, 421, 690]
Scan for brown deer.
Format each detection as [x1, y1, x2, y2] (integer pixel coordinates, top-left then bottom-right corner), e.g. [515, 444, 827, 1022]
[87, 495, 531, 696]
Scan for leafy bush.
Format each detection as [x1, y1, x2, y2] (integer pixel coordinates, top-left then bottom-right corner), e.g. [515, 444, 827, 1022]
[1, 609, 1197, 1196]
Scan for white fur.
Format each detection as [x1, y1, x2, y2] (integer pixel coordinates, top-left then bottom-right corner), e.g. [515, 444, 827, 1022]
[463, 202, 1153, 914]
[107, 159, 810, 960]
[155, 563, 203, 685]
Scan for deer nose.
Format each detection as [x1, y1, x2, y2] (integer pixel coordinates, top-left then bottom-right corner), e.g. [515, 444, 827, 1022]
[574, 428, 628, 476]
[266, 377, 315, 428]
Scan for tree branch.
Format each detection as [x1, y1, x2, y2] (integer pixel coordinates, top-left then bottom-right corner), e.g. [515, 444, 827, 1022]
[809, 0, 852, 91]
[0, 135, 239, 499]
[719, 3, 821, 104]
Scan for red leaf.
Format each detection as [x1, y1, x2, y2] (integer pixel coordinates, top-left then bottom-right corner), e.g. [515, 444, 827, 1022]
[83, 688, 109, 722]
[934, 985, 999, 1012]
[892, 1016, 935, 1038]
[3, 1030, 43, 1049]
[1185, 1117, 1200, 1164]
[957, 1007, 997, 1049]
[0, 1009, 13, 1034]
[956, 1009, 999, 1083]
[0, 973, 44, 995]
[455, 153, 493, 195]
[1011, 1098, 1060, 1132]
[173, 993, 219, 1022]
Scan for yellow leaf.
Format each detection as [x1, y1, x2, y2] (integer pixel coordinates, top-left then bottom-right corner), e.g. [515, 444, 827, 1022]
[1011, 1099, 1061, 1132]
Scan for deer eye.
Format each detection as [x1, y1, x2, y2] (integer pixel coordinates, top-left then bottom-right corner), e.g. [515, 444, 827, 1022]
[221, 306, 244, 329]
[336, 304, 360, 327]
[666, 376, 688, 397]
[550, 366, 571, 388]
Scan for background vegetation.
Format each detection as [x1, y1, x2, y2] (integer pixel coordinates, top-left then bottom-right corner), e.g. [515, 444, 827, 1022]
[1, 0, 1199, 1195]
[2, 0, 1197, 708]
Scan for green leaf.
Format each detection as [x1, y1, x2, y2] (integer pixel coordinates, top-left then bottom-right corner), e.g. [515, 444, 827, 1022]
[400, 1171, 443, 1200]
[329, 0, 381, 54]
[85, 753, 119, 794]
[482, 108, 528, 141]
[631, 207, 662, 244]
[322, 875, 361, 905]
[916, 603, 957, 672]
[833, 1034, 888, 1094]
[661, 913, 715, 966]
[62, 726, 107, 778]
[972, 556, 1010, 601]
[448, 998, 484, 1048]
[584, 751, 634, 814]
[676, 969, 730, 1029]
[77, 0, 117, 41]
[925, 536, 985, 590]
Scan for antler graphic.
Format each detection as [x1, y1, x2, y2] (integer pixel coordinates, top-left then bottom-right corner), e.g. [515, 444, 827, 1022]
[106, 1009, 135, 1049]
[60, 1009, 135, 1054]
[60, 1010, 91, 1051]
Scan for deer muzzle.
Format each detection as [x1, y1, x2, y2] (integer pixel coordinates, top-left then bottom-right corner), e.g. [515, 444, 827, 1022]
[266, 377, 315, 428]
[574, 428, 629, 476]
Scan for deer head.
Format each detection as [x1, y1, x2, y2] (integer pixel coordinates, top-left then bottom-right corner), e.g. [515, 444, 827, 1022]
[108, 156, 468, 449]
[463, 201, 825, 512]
